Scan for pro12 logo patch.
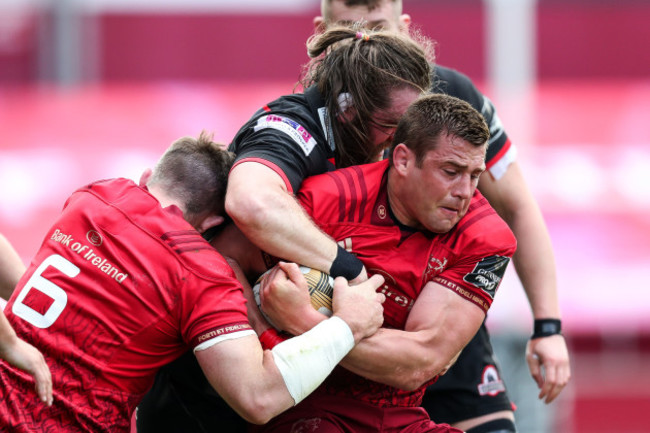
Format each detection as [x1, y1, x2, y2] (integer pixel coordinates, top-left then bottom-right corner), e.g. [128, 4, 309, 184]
[463, 255, 510, 299]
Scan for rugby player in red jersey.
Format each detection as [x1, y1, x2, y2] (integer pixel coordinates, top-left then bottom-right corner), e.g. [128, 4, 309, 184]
[252, 94, 516, 432]
[0, 132, 385, 433]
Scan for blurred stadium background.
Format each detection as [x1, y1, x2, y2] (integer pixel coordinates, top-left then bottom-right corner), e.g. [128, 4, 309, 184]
[1, 0, 649, 431]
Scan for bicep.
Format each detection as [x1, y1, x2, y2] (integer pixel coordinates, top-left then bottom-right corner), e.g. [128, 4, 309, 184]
[225, 162, 339, 275]
[478, 161, 531, 220]
[194, 334, 292, 423]
[406, 281, 486, 356]
[225, 162, 297, 234]
[195, 334, 264, 394]
[228, 161, 290, 197]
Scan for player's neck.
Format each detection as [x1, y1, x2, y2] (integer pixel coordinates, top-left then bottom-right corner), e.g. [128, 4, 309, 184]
[386, 175, 416, 229]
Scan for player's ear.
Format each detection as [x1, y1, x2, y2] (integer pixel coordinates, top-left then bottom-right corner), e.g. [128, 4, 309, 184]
[196, 214, 225, 235]
[336, 92, 356, 123]
[391, 143, 412, 175]
[313, 16, 326, 33]
[139, 168, 153, 187]
[398, 14, 411, 33]
[338, 106, 357, 124]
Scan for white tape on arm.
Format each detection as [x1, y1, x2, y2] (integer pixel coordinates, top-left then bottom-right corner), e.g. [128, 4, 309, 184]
[271, 316, 354, 404]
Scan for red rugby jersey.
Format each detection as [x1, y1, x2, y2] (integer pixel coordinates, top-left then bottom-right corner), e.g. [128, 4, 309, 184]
[0, 178, 251, 432]
[297, 159, 516, 407]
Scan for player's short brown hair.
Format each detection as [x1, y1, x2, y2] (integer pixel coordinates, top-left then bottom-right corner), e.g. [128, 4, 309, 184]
[151, 131, 234, 221]
[301, 24, 433, 168]
[389, 94, 489, 167]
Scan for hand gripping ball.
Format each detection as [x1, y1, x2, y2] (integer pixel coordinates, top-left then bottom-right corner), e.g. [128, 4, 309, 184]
[252, 266, 334, 330]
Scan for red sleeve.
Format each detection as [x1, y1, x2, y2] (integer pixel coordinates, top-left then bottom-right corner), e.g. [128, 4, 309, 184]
[179, 251, 252, 349]
[431, 201, 517, 313]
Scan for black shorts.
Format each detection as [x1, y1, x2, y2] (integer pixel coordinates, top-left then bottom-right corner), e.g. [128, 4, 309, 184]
[422, 322, 514, 425]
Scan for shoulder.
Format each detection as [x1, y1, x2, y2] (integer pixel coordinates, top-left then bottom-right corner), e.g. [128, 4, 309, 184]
[77, 178, 139, 198]
[433, 65, 475, 87]
[452, 192, 517, 255]
[297, 166, 350, 214]
[299, 160, 386, 200]
[431, 65, 484, 112]
[163, 231, 238, 283]
[84, 180, 238, 283]
[298, 161, 387, 220]
[232, 92, 321, 146]
[229, 90, 332, 190]
[256, 93, 315, 126]
[65, 178, 153, 214]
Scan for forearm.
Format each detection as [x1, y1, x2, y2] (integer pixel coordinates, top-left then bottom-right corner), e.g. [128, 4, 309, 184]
[0, 311, 18, 355]
[197, 317, 355, 424]
[0, 234, 26, 300]
[339, 328, 452, 391]
[226, 165, 339, 274]
[509, 206, 561, 319]
[482, 164, 571, 401]
[338, 283, 486, 391]
[480, 163, 561, 319]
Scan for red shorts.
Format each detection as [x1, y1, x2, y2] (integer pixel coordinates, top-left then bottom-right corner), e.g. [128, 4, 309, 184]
[250, 394, 462, 433]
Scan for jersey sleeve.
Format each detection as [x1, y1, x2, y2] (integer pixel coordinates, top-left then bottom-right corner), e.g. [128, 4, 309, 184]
[230, 113, 332, 193]
[480, 95, 516, 180]
[429, 207, 517, 313]
[433, 66, 516, 180]
[433, 249, 513, 314]
[178, 251, 253, 352]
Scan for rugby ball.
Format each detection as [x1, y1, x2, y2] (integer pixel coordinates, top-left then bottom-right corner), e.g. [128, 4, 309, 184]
[252, 266, 334, 330]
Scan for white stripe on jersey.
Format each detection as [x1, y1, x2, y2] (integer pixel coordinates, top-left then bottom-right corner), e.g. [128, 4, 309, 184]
[482, 96, 505, 147]
[488, 145, 517, 181]
[193, 329, 256, 352]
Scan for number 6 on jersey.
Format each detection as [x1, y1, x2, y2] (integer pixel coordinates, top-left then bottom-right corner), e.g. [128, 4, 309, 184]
[12, 254, 78, 329]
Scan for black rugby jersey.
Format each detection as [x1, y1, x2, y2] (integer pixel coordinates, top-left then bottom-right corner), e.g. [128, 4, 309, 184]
[229, 68, 514, 193]
[432, 65, 512, 176]
[229, 86, 335, 193]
